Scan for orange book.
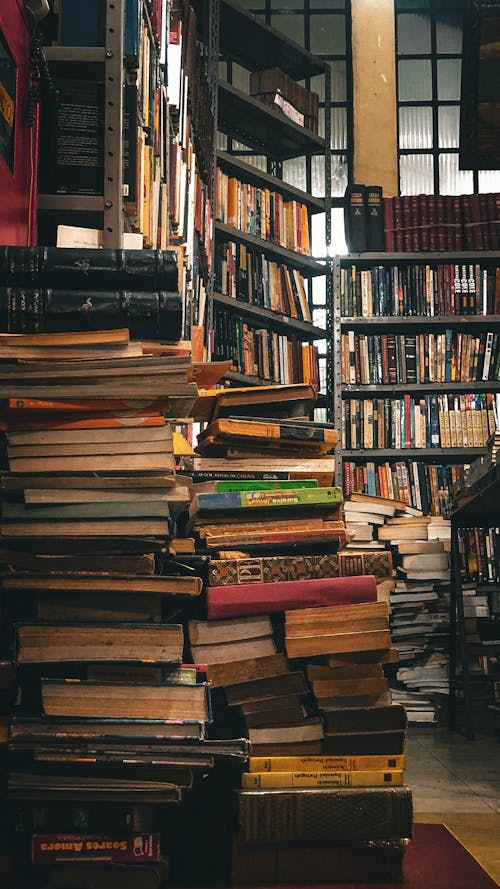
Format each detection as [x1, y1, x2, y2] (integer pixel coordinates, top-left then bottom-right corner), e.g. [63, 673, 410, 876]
[301, 203, 310, 255]
[0, 411, 165, 431]
[7, 398, 172, 413]
[227, 178, 238, 227]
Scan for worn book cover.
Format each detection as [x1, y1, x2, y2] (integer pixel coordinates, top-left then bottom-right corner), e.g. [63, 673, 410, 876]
[207, 551, 393, 586]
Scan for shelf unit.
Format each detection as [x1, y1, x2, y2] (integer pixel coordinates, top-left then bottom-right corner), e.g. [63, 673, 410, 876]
[38, 0, 125, 247]
[333, 253, 500, 487]
[203, 0, 332, 405]
[450, 464, 500, 739]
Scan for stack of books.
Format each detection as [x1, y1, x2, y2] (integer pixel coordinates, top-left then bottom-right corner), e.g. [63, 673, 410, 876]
[0, 328, 247, 889]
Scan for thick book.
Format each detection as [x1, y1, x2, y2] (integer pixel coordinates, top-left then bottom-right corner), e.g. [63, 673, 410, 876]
[2, 574, 202, 597]
[191, 486, 342, 516]
[0, 288, 181, 341]
[195, 383, 317, 423]
[242, 769, 404, 788]
[344, 185, 367, 253]
[365, 186, 385, 251]
[0, 247, 178, 290]
[248, 754, 406, 772]
[236, 786, 413, 843]
[15, 623, 184, 664]
[41, 679, 210, 721]
[15, 802, 160, 834]
[207, 575, 377, 619]
[207, 551, 393, 586]
[196, 418, 339, 456]
[31, 833, 160, 865]
[191, 456, 335, 487]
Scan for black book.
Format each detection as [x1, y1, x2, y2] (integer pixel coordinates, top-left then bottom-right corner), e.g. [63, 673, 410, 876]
[0, 288, 181, 341]
[365, 186, 385, 252]
[344, 184, 367, 253]
[0, 247, 178, 291]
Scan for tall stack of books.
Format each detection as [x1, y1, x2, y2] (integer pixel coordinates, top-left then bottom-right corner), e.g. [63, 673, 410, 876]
[0, 327, 247, 889]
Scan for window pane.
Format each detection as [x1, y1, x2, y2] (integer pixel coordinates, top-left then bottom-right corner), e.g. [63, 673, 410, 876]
[311, 61, 347, 103]
[436, 14, 463, 54]
[312, 275, 325, 304]
[399, 106, 433, 149]
[332, 205, 348, 255]
[397, 13, 431, 54]
[319, 107, 347, 149]
[282, 157, 307, 191]
[270, 0, 303, 8]
[310, 14, 345, 54]
[398, 60, 432, 100]
[270, 13, 304, 44]
[311, 213, 326, 258]
[400, 153, 434, 194]
[331, 154, 348, 197]
[438, 153, 473, 194]
[311, 0, 345, 8]
[437, 58, 461, 100]
[478, 170, 500, 192]
[311, 154, 325, 196]
[438, 105, 459, 147]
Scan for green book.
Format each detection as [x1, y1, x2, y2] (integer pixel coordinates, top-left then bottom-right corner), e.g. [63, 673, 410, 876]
[193, 486, 342, 513]
[215, 479, 318, 493]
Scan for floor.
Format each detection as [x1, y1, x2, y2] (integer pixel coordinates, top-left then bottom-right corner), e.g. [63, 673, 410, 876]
[407, 726, 500, 884]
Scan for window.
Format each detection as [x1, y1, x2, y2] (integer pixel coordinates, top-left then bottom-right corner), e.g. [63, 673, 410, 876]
[396, 0, 500, 194]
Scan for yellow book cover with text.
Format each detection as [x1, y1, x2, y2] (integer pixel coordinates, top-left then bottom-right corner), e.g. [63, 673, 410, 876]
[242, 769, 404, 789]
[248, 754, 405, 773]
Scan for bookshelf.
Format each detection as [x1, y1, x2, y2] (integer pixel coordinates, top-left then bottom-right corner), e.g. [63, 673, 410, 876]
[333, 253, 500, 499]
[449, 465, 500, 739]
[200, 0, 332, 401]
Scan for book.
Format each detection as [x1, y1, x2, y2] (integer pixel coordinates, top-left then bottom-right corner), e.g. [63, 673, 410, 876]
[191, 456, 335, 487]
[196, 418, 339, 456]
[242, 769, 404, 788]
[207, 550, 393, 585]
[206, 575, 377, 619]
[2, 574, 202, 597]
[14, 802, 160, 833]
[191, 486, 342, 516]
[8, 773, 182, 803]
[248, 754, 405, 772]
[15, 623, 184, 664]
[365, 186, 384, 251]
[224, 672, 308, 707]
[344, 185, 367, 252]
[195, 383, 317, 423]
[188, 616, 272, 645]
[41, 679, 210, 721]
[204, 653, 289, 689]
[31, 833, 161, 864]
[236, 786, 413, 842]
[247, 719, 324, 747]
[190, 636, 277, 666]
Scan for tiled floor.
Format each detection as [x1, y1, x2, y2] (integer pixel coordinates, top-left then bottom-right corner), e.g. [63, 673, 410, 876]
[407, 726, 500, 884]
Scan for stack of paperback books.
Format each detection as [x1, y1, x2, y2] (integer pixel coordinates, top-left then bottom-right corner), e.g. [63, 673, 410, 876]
[0, 327, 248, 889]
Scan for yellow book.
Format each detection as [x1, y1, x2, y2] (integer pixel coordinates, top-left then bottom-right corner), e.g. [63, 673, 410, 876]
[249, 754, 405, 772]
[242, 770, 404, 789]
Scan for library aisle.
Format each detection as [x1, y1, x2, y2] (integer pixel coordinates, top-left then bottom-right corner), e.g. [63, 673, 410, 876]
[408, 727, 500, 883]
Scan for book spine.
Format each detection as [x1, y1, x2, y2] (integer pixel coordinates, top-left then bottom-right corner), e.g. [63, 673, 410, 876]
[242, 770, 404, 789]
[31, 833, 160, 864]
[207, 551, 393, 586]
[248, 754, 406, 772]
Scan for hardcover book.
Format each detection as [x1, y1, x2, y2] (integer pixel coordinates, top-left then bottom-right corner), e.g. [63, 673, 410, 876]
[207, 551, 393, 586]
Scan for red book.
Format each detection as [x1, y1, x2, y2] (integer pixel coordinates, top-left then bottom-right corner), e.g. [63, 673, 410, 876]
[418, 195, 429, 252]
[393, 197, 404, 252]
[478, 193, 490, 250]
[383, 197, 395, 251]
[0, 0, 38, 246]
[444, 196, 455, 251]
[207, 575, 377, 619]
[428, 196, 438, 251]
[436, 196, 446, 252]
[487, 192, 497, 250]
[401, 196, 412, 252]
[32, 834, 161, 865]
[452, 196, 463, 251]
[409, 195, 419, 250]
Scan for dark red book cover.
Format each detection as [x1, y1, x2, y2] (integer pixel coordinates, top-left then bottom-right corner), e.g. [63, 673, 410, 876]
[478, 193, 490, 251]
[392, 197, 403, 252]
[409, 195, 419, 251]
[0, 0, 38, 246]
[444, 195, 454, 251]
[436, 195, 446, 251]
[452, 195, 463, 251]
[207, 575, 377, 619]
[418, 194, 429, 252]
[401, 196, 412, 252]
[32, 834, 161, 865]
[382, 197, 395, 251]
[427, 195, 438, 251]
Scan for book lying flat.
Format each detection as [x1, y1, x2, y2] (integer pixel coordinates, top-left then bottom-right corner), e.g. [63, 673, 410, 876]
[242, 769, 404, 788]
[207, 550, 393, 586]
[191, 486, 342, 516]
[196, 418, 339, 455]
[15, 622, 184, 664]
[2, 574, 202, 596]
[41, 679, 210, 721]
[207, 575, 377, 619]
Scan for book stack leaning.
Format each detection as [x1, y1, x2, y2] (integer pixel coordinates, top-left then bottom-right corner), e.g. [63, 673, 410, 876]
[0, 327, 246, 889]
[184, 384, 413, 883]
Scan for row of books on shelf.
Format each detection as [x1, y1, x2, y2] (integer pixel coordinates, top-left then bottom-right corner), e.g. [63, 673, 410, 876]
[210, 309, 320, 387]
[342, 461, 461, 517]
[341, 393, 497, 451]
[215, 241, 312, 322]
[383, 192, 500, 253]
[458, 528, 500, 585]
[341, 331, 500, 386]
[340, 262, 500, 317]
[215, 170, 311, 255]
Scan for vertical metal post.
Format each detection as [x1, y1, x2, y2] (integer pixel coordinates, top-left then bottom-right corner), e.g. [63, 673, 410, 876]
[324, 61, 332, 422]
[206, 0, 219, 354]
[103, 0, 125, 248]
[450, 518, 475, 739]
